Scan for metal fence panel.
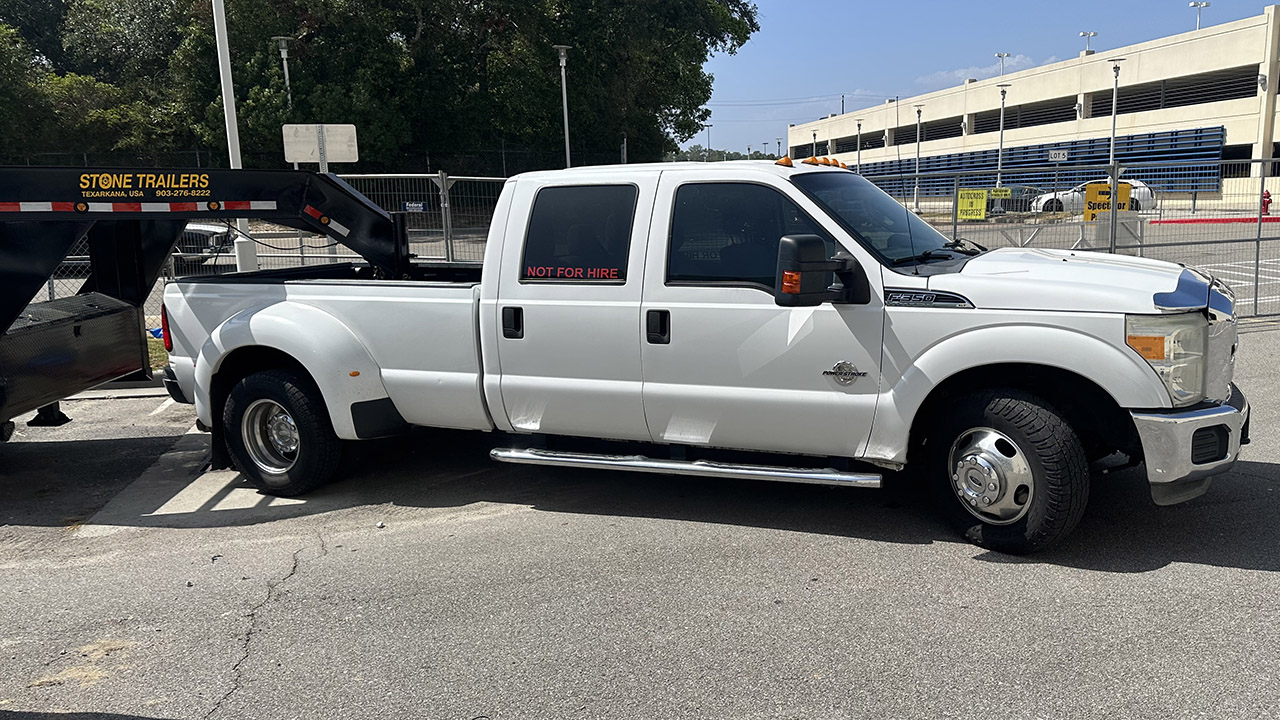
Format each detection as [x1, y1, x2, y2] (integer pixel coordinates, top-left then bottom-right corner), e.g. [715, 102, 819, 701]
[865, 158, 1280, 317]
[20, 160, 1280, 335]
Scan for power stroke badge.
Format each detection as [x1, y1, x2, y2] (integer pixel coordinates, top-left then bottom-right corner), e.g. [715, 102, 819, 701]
[822, 361, 868, 386]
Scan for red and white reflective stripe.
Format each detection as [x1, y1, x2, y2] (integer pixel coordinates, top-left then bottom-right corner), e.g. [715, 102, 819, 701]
[327, 218, 350, 236]
[221, 200, 277, 211]
[0, 200, 277, 213]
[302, 203, 351, 236]
[0, 201, 75, 212]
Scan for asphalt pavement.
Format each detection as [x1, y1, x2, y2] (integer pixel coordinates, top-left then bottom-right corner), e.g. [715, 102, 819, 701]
[1, 324, 1279, 719]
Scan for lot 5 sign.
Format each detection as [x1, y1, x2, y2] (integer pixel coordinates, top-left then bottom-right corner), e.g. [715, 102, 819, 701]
[1084, 182, 1131, 221]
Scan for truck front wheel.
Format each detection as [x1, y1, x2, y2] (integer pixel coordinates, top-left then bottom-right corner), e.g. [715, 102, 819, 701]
[223, 369, 343, 496]
[928, 390, 1089, 553]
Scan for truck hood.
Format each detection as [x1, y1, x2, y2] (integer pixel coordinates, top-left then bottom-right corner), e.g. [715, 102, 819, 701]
[926, 248, 1221, 314]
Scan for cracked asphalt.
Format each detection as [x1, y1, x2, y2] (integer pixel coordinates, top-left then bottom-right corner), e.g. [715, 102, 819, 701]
[2, 323, 1280, 720]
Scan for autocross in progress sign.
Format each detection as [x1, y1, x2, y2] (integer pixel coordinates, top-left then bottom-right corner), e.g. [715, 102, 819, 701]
[957, 189, 987, 220]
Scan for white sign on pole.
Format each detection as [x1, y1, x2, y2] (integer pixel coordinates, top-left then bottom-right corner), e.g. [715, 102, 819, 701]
[1048, 149, 1069, 163]
[282, 124, 359, 164]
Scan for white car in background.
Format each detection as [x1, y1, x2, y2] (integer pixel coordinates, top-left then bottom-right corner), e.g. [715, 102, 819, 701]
[1030, 178, 1158, 214]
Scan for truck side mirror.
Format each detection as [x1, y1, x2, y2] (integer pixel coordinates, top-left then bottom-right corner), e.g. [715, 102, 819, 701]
[774, 234, 868, 307]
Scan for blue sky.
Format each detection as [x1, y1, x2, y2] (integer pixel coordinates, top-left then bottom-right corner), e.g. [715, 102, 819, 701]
[692, 0, 1262, 153]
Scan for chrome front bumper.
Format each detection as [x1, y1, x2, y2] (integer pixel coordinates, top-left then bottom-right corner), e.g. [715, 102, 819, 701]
[1131, 386, 1250, 506]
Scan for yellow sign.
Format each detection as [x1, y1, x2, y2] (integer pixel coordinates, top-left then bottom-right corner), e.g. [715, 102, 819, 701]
[77, 172, 211, 199]
[989, 187, 1012, 199]
[957, 189, 987, 221]
[1084, 182, 1131, 222]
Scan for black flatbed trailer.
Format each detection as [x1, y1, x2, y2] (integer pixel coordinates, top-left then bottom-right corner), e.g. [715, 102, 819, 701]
[0, 167, 413, 437]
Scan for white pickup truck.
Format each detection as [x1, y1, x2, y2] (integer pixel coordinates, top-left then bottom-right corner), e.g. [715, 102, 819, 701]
[162, 160, 1249, 553]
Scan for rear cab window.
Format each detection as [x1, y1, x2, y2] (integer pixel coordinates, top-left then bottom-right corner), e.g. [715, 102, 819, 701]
[521, 185, 638, 283]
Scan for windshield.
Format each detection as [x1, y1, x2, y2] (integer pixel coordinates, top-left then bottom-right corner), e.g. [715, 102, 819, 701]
[791, 172, 954, 264]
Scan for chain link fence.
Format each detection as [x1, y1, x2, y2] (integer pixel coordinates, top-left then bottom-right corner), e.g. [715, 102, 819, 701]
[24, 159, 1280, 332]
[865, 158, 1280, 316]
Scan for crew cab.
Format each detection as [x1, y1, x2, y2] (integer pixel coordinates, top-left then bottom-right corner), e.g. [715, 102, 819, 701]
[162, 160, 1249, 553]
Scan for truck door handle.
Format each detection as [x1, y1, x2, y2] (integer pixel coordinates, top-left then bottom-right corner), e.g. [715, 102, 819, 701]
[646, 309, 670, 344]
[502, 306, 524, 339]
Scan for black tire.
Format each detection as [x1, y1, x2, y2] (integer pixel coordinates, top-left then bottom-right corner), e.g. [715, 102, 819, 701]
[927, 389, 1089, 554]
[1045, 199, 1064, 213]
[1130, 198, 1141, 212]
[223, 369, 343, 496]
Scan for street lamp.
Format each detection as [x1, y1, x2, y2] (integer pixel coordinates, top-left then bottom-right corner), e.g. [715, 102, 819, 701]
[855, 118, 864, 173]
[212, 0, 255, 271]
[913, 104, 924, 211]
[1106, 58, 1125, 166]
[811, 129, 817, 157]
[271, 36, 293, 109]
[704, 123, 713, 162]
[994, 52, 1010, 76]
[1107, 58, 1126, 252]
[996, 84, 1011, 187]
[1190, 1, 1210, 30]
[775, 137, 782, 157]
[1080, 31, 1097, 52]
[552, 44, 572, 168]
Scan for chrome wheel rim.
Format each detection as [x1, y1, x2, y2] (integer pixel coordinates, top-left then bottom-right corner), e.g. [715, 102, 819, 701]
[948, 427, 1034, 526]
[242, 399, 299, 476]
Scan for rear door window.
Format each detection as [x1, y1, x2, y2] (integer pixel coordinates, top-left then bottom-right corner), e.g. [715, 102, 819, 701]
[521, 185, 638, 283]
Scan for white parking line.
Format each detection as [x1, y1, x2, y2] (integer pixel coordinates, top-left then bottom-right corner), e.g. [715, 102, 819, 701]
[147, 398, 175, 416]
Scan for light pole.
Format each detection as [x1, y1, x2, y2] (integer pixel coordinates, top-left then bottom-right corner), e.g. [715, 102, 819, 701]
[704, 123, 713, 161]
[552, 44, 572, 168]
[996, 84, 1010, 187]
[1080, 31, 1097, 52]
[1107, 58, 1125, 166]
[211, 0, 255, 271]
[775, 137, 782, 157]
[1107, 58, 1126, 252]
[1190, 1, 1210, 30]
[764, 140, 771, 158]
[995, 52, 1010, 76]
[811, 130, 817, 157]
[271, 36, 293, 109]
[913, 104, 924, 211]
[855, 119, 863, 173]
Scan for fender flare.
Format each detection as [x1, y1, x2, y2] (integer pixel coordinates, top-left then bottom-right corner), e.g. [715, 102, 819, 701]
[193, 301, 393, 440]
[865, 324, 1169, 463]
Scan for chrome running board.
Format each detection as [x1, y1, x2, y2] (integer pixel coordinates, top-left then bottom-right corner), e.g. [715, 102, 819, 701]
[489, 447, 881, 488]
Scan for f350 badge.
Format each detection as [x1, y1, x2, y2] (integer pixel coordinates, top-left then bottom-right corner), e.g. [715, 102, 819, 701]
[822, 361, 868, 386]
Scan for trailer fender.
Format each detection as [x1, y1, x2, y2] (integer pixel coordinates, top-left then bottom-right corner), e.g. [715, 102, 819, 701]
[194, 301, 397, 440]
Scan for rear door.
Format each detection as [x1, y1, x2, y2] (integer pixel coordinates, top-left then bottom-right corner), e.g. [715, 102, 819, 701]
[492, 171, 657, 441]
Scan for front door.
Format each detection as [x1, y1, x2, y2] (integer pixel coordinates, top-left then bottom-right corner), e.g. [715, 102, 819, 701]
[639, 172, 884, 458]
[493, 173, 656, 441]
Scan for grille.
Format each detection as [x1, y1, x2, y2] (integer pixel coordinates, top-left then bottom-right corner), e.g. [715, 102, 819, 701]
[1191, 426, 1228, 464]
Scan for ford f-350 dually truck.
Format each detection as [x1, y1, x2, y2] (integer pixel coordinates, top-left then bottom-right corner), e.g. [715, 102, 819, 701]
[158, 160, 1249, 553]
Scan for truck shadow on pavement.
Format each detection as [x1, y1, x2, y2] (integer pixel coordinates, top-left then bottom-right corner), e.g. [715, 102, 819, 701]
[8, 428, 1279, 574]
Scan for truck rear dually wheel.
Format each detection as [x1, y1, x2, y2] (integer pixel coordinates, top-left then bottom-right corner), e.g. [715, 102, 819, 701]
[929, 389, 1089, 553]
[223, 369, 342, 496]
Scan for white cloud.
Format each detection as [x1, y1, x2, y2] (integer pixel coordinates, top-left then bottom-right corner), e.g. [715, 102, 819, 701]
[914, 54, 1058, 90]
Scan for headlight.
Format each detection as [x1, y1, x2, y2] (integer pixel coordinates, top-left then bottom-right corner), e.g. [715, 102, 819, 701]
[1126, 312, 1207, 407]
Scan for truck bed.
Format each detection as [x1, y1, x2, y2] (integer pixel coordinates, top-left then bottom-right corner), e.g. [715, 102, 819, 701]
[164, 262, 492, 434]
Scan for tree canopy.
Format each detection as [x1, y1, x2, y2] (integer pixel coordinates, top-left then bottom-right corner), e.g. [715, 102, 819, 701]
[0, 0, 758, 173]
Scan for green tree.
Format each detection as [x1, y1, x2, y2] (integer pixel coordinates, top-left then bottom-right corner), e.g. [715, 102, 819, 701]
[0, 25, 53, 149]
[2, 0, 761, 171]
